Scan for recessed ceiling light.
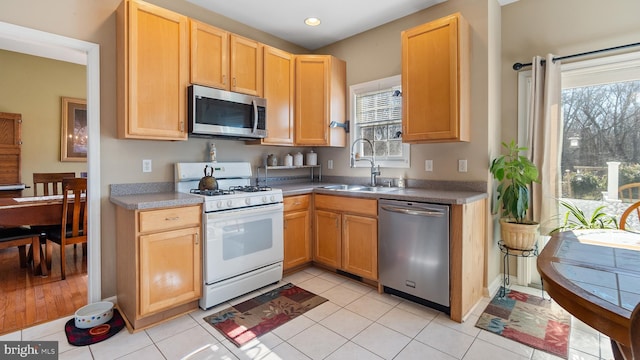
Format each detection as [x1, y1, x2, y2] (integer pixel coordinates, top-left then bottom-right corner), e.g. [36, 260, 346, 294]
[304, 17, 321, 26]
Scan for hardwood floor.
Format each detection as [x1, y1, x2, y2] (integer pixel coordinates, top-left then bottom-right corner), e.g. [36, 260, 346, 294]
[0, 243, 87, 335]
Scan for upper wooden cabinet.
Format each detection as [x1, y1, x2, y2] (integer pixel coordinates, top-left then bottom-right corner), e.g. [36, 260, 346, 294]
[255, 46, 294, 145]
[401, 13, 470, 143]
[190, 19, 229, 90]
[295, 55, 346, 147]
[189, 22, 263, 97]
[117, 0, 189, 140]
[230, 34, 263, 96]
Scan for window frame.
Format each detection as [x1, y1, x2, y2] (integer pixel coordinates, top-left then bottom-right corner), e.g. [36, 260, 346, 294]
[349, 74, 410, 168]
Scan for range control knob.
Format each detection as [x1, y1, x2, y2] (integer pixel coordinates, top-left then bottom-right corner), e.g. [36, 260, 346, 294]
[262, 196, 268, 203]
[226, 200, 233, 207]
[217, 201, 224, 208]
[270, 195, 276, 202]
[245, 197, 252, 205]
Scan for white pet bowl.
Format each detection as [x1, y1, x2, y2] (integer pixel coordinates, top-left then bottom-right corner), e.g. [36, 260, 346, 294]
[74, 301, 114, 329]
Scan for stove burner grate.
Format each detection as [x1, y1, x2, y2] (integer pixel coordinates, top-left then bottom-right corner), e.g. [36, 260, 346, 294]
[229, 185, 273, 193]
[190, 188, 235, 196]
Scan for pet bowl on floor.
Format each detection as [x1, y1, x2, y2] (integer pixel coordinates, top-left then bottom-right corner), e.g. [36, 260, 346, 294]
[74, 301, 114, 329]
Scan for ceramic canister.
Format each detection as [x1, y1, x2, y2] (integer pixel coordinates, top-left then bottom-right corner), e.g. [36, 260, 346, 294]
[306, 150, 317, 166]
[293, 152, 303, 166]
[284, 153, 293, 167]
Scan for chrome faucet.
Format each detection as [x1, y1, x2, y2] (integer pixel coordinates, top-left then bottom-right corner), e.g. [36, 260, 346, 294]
[350, 138, 381, 186]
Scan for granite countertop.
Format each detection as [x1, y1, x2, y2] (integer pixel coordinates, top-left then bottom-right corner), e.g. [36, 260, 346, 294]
[109, 181, 487, 210]
[110, 192, 204, 210]
[277, 182, 487, 205]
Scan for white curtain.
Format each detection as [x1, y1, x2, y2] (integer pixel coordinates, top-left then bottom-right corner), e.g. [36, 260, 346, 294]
[516, 54, 563, 287]
[527, 54, 563, 235]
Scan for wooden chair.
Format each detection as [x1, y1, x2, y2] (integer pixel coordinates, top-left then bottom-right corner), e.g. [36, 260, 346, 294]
[620, 200, 640, 232]
[33, 172, 75, 196]
[0, 227, 41, 269]
[44, 178, 87, 280]
[619, 183, 640, 203]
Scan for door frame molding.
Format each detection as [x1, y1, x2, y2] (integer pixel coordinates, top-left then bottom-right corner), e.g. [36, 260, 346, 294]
[0, 21, 102, 302]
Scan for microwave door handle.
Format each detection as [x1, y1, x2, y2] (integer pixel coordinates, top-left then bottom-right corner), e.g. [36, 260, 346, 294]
[252, 99, 258, 134]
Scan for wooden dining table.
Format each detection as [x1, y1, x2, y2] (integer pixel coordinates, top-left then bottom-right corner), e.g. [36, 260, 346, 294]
[0, 195, 71, 276]
[537, 229, 640, 349]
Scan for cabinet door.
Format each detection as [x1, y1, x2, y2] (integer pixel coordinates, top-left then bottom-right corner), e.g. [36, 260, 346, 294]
[230, 34, 263, 96]
[139, 226, 201, 316]
[118, 0, 189, 140]
[342, 214, 378, 280]
[284, 210, 311, 270]
[261, 46, 294, 145]
[314, 209, 341, 268]
[401, 13, 469, 143]
[295, 55, 346, 147]
[295, 55, 329, 145]
[190, 19, 229, 90]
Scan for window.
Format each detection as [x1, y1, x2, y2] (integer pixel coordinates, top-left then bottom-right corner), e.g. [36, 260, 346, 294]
[350, 75, 410, 168]
[518, 51, 640, 207]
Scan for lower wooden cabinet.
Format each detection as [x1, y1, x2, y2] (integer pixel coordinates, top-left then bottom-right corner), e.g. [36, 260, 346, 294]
[283, 195, 311, 271]
[313, 194, 378, 280]
[115, 204, 202, 331]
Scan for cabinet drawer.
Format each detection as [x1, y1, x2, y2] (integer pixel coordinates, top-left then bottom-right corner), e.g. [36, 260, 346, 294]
[314, 194, 377, 217]
[138, 205, 201, 233]
[284, 195, 310, 212]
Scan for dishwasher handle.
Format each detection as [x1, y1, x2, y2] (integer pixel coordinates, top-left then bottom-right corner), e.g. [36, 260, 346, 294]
[380, 205, 445, 217]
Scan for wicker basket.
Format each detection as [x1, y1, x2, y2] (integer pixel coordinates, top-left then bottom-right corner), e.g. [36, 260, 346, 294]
[500, 219, 539, 250]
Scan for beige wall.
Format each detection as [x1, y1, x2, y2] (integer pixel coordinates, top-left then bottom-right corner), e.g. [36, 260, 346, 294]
[0, 49, 87, 196]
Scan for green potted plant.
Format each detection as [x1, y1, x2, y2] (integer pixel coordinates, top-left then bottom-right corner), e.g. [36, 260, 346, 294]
[550, 199, 618, 234]
[490, 140, 540, 250]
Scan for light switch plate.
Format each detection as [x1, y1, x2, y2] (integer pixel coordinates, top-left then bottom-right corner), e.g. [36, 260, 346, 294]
[458, 159, 467, 172]
[142, 159, 152, 173]
[328, 160, 333, 169]
[425, 160, 433, 172]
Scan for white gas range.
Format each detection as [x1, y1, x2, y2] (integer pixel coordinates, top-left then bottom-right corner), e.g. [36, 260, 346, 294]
[175, 162, 284, 310]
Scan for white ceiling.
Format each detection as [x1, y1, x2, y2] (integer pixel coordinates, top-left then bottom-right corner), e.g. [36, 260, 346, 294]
[187, 0, 448, 50]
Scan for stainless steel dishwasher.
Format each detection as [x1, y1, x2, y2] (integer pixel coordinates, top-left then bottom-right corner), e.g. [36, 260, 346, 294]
[378, 199, 450, 313]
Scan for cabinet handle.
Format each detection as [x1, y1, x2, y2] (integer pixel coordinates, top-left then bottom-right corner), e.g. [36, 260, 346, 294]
[284, 219, 287, 230]
[179, 121, 184, 132]
[222, 74, 227, 85]
[195, 233, 199, 245]
[335, 218, 339, 228]
[165, 216, 180, 221]
[233, 77, 237, 87]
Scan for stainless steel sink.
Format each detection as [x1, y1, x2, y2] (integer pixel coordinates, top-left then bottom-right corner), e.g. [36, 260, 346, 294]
[320, 184, 400, 193]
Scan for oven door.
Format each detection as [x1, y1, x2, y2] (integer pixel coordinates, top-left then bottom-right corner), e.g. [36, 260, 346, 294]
[203, 203, 283, 285]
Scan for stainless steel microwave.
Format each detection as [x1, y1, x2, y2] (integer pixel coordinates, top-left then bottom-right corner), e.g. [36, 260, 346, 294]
[188, 85, 267, 139]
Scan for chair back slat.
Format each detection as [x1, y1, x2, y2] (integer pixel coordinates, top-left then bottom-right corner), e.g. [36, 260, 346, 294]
[33, 172, 75, 196]
[631, 302, 640, 359]
[61, 178, 87, 243]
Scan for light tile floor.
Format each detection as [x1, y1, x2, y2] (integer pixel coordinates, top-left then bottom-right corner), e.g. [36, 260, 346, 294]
[0, 266, 615, 360]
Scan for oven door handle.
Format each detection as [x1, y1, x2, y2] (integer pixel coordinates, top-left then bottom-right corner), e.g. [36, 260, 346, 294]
[206, 203, 283, 219]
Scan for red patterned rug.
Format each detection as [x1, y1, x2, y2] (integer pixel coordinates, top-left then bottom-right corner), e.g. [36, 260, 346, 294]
[475, 288, 571, 358]
[203, 283, 327, 347]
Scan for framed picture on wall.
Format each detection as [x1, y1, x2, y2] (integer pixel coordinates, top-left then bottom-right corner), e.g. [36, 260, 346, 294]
[61, 97, 87, 162]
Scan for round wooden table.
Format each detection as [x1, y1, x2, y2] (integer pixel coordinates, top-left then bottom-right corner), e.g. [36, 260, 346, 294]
[537, 229, 640, 348]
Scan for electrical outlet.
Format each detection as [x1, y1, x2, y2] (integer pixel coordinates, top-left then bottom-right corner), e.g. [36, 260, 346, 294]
[328, 160, 333, 169]
[425, 160, 433, 172]
[458, 159, 467, 172]
[142, 159, 152, 173]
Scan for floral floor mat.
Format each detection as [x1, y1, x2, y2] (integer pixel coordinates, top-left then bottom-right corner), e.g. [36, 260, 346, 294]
[475, 287, 571, 358]
[203, 283, 327, 347]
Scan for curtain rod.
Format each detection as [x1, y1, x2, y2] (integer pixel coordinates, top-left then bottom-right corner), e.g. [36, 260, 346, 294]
[512, 41, 640, 71]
